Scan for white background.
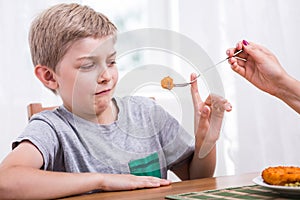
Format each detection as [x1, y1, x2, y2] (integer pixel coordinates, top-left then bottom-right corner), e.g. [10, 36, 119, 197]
[0, 0, 300, 178]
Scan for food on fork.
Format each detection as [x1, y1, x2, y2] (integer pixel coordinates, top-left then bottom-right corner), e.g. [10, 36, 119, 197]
[262, 166, 300, 186]
[161, 76, 174, 90]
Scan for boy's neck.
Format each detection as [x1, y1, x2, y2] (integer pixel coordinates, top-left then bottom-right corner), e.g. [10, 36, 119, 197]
[64, 100, 118, 125]
[93, 100, 117, 125]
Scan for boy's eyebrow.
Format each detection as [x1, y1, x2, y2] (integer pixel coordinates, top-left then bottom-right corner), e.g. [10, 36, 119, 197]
[77, 51, 117, 61]
[109, 51, 117, 58]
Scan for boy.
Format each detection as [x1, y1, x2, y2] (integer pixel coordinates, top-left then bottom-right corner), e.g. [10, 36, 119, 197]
[0, 3, 231, 199]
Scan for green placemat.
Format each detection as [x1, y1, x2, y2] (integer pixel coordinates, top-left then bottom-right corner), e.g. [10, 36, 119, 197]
[165, 185, 292, 199]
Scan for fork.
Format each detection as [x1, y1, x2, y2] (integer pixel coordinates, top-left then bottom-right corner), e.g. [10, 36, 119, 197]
[173, 50, 244, 87]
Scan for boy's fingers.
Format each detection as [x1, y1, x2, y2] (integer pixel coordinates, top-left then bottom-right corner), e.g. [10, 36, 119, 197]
[190, 73, 203, 110]
[200, 105, 210, 119]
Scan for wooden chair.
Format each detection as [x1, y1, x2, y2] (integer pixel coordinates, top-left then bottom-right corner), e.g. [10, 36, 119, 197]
[27, 103, 57, 120]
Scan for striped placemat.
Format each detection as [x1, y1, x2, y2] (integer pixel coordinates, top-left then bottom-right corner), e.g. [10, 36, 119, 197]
[165, 185, 293, 199]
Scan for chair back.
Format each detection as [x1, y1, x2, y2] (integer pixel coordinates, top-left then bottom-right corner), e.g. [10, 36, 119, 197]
[27, 103, 57, 120]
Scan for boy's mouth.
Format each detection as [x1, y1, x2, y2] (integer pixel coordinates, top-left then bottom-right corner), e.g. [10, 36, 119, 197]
[95, 89, 111, 95]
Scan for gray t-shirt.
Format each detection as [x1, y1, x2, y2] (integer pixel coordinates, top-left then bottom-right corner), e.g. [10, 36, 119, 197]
[13, 96, 194, 179]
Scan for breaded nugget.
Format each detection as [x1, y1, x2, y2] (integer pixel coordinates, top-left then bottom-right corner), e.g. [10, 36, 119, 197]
[262, 166, 300, 185]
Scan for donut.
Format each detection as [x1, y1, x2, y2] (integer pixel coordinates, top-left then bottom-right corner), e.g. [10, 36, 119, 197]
[262, 166, 300, 186]
[161, 76, 174, 90]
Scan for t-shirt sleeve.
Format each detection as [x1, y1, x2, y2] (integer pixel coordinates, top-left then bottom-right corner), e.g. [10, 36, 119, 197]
[12, 115, 59, 170]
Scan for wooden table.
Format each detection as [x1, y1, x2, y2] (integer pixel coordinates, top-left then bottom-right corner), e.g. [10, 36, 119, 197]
[60, 172, 259, 200]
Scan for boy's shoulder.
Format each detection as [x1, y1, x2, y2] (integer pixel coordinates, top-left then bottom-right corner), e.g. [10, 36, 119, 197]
[28, 106, 70, 125]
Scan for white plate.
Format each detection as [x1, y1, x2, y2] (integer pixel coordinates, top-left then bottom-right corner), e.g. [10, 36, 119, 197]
[253, 176, 300, 197]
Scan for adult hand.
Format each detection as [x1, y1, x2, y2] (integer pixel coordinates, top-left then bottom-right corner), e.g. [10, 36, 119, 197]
[227, 40, 288, 96]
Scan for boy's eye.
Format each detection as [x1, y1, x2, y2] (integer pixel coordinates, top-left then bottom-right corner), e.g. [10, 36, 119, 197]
[108, 60, 117, 67]
[80, 63, 96, 70]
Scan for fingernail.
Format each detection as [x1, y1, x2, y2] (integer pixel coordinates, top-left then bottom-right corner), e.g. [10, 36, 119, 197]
[226, 50, 230, 55]
[201, 107, 208, 117]
[225, 103, 232, 110]
[242, 40, 249, 46]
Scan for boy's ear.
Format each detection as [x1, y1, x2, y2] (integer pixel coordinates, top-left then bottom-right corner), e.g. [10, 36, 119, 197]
[34, 65, 58, 90]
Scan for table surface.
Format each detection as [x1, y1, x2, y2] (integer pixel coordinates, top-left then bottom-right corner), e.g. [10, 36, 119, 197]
[60, 172, 259, 200]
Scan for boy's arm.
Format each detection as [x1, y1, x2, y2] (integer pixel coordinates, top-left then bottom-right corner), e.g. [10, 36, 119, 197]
[188, 74, 231, 179]
[0, 141, 102, 199]
[188, 103, 218, 179]
[0, 141, 170, 199]
[172, 101, 223, 180]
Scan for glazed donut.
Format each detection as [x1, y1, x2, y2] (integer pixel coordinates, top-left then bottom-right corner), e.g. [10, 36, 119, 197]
[262, 166, 300, 186]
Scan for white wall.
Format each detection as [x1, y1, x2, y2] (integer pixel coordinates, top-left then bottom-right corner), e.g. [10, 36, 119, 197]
[0, 0, 64, 161]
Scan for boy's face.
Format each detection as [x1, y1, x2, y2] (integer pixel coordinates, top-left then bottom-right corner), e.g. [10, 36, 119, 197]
[55, 36, 118, 120]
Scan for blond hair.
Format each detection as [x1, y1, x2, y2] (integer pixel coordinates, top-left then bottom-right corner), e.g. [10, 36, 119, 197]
[29, 3, 117, 71]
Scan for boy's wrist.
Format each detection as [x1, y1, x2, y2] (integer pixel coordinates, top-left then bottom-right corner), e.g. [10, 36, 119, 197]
[95, 173, 106, 190]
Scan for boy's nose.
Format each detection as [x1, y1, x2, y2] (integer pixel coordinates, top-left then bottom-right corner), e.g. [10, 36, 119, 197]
[97, 66, 112, 84]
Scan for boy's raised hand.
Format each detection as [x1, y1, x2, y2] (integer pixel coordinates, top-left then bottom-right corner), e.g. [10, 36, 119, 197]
[190, 73, 232, 158]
